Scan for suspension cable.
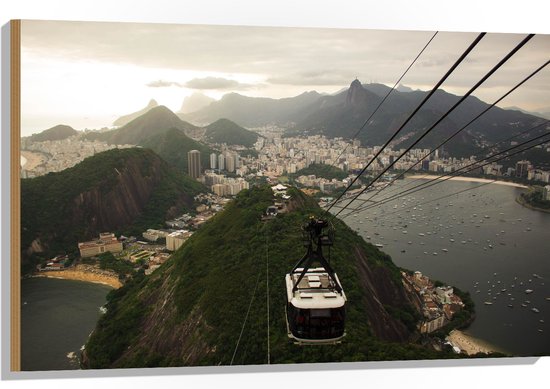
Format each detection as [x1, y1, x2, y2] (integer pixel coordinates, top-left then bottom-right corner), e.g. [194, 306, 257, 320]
[230, 251, 263, 366]
[324, 32, 487, 215]
[326, 31, 439, 170]
[342, 132, 550, 217]
[351, 58, 550, 207]
[375, 119, 549, 203]
[333, 34, 535, 218]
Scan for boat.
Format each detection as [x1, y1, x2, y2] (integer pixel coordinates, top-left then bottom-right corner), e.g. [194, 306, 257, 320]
[374, 243, 384, 248]
[532, 308, 540, 313]
[442, 248, 448, 252]
[525, 289, 534, 294]
[508, 304, 513, 308]
[484, 301, 493, 305]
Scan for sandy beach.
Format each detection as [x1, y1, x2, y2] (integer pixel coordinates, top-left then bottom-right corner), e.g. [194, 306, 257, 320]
[407, 174, 528, 189]
[33, 266, 122, 289]
[20, 150, 47, 170]
[446, 329, 502, 355]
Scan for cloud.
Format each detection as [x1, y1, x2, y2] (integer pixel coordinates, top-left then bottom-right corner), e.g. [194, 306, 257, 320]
[185, 77, 254, 90]
[146, 80, 183, 88]
[267, 70, 356, 86]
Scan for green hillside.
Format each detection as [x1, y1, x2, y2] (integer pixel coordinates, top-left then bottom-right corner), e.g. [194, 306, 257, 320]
[292, 163, 348, 181]
[84, 186, 478, 368]
[21, 148, 205, 273]
[139, 128, 215, 173]
[28, 124, 78, 142]
[204, 118, 259, 147]
[85, 106, 200, 145]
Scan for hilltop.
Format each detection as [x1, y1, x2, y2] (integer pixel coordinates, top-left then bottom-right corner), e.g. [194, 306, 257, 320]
[21, 148, 205, 273]
[86, 105, 200, 145]
[139, 127, 215, 173]
[113, 99, 159, 127]
[204, 118, 259, 147]
[83, 186, 469, 368]
[26, 124, 78, 143]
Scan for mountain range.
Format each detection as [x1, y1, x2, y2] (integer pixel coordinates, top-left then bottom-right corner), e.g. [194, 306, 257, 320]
[182, 80, 547, 157]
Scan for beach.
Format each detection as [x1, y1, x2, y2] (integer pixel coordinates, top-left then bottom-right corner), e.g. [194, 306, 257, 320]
[407, 174, 528, 189]
[33, 265, 122, 289]
[446, 329, 502, 355]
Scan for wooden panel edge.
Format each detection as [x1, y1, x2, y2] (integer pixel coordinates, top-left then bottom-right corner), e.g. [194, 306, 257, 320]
[10, 18, 21, 373]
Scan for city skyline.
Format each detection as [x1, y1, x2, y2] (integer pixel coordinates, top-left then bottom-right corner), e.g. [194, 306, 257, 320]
[20, 20, 550, 137]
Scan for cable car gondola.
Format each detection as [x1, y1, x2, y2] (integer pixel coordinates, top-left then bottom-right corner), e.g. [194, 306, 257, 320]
[285, 218, 347, 344]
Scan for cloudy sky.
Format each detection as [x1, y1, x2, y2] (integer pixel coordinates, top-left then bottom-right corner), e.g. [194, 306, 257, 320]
[21, 20, 550, 136]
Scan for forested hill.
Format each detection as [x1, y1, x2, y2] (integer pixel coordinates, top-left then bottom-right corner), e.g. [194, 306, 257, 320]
[84, 186, 463, 368]
[204, 118, 259, 147]
[21, 148, 205, 273]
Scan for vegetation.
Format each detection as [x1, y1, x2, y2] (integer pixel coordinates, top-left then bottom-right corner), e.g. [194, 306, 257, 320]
[27, 124, 78, 142]
[97, 252, 135, 277]
[84, 185, 475, 368]
[204, 118, 259, 147]
[21, 148, 204, 273]
[140, 128, 215, 174]
[291, 163, 348, 181]
[518, 187, 550, 211]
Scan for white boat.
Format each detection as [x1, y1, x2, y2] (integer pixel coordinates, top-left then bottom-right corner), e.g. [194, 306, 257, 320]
[442, 248, 448, 252]
[532, 308, 540, 313]
[525, 289, 534, 294]
[374, 243, 384, 248]
[484, 301, 493, 305]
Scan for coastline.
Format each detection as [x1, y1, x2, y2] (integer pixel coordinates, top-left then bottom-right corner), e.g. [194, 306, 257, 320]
[515, 192, 550, 214]
[32, 265, 122, 289]
[407, 174, 528, 189]
[446, 329, 505, 356]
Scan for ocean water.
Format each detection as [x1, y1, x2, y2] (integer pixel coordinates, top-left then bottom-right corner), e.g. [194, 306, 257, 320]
[20, 277, 112, 371]
[342, 178, 550, 356]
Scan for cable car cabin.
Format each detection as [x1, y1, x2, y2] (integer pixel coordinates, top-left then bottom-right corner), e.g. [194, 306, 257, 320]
[285, 267, 347, 344]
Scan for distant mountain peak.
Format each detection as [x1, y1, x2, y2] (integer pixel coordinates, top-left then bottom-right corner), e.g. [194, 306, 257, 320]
[179, 93, 215, 114]
[346, 79, 368, 107]
[113, 99, 159, 127]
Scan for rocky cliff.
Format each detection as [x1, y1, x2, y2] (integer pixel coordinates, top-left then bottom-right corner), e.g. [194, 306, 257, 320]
[21, 148, 205, 272]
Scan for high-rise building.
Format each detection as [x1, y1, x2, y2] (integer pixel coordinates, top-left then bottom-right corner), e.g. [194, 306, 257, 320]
[226, 153, 235, 172]
[210, 153, 217, 169]
[188, 150, 201, 179]
[218, 154, 225, 171]
[515, 160, 530, 178]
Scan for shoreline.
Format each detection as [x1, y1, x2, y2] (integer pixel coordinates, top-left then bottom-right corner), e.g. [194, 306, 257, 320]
[407, 174, 528, 189]
[32, 266, 122, 289]
[446, 329, 505, 356]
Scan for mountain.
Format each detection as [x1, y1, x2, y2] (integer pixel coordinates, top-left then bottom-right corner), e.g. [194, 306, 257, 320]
[182, 91, 322, 127]
[87, 106, 200, 145]
[204, 118, 259, 147]
[27, 124, 78, 142]
[83, 186, 467, 368]
[113, 99, 159, 127]
[139, 128, 215, 173]
[179, 93, 215, 114]
[292, 81, 547, 157]
[183, 80, 546, 157]
[20, 148, 205, 273]
[503, 106, 550, 120]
